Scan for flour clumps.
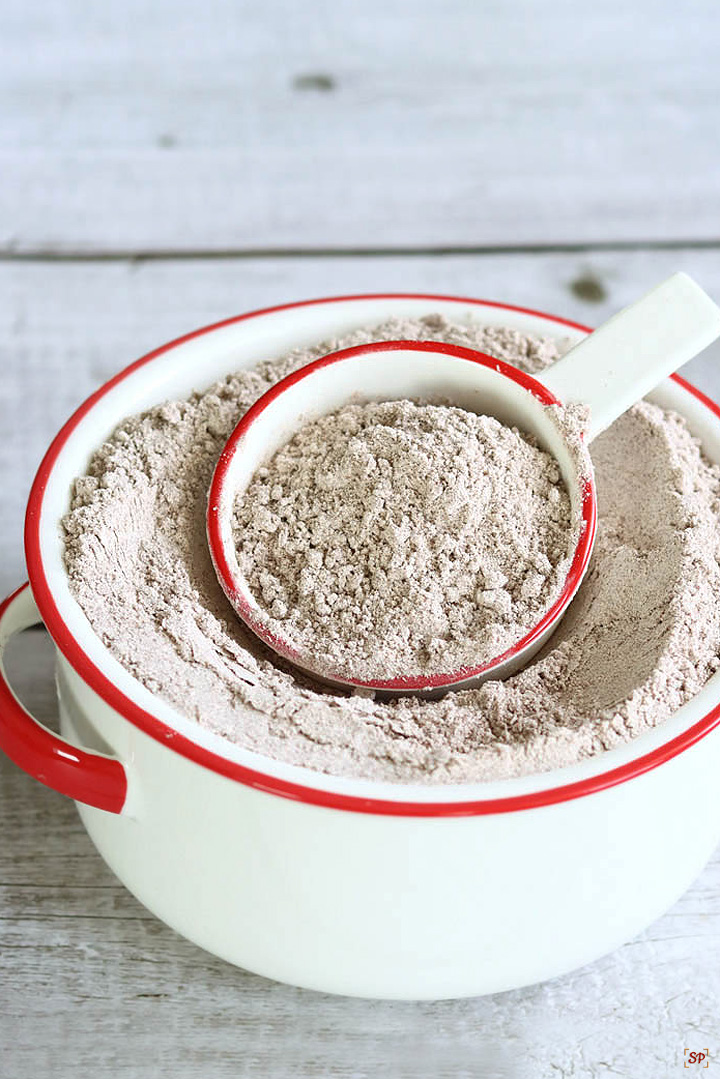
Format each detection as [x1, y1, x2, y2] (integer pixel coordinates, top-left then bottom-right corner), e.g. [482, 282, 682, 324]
[234, 400, 579, 680]
[62, 315, 720, 784]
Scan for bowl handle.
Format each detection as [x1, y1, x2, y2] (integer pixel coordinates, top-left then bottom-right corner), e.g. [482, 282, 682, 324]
[0, 584, 127, 814]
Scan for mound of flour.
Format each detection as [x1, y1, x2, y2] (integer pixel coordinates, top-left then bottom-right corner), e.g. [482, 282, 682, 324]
[62, 315, 720, 783]
[234, 400, 579, 680]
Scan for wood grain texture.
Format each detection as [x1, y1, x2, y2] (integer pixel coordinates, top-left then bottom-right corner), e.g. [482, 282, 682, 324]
[0, 633, 718, 1079]
[1, 0, 720, 252]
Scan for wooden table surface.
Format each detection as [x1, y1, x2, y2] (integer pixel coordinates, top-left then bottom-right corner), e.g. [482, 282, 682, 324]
[2, 2, 720, 1076]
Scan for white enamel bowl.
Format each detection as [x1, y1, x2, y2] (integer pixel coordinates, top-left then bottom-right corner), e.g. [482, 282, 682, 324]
[2, 293, 720, 1000]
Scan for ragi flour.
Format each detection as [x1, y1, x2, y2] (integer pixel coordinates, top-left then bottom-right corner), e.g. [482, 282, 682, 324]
[233, 400, 580, 681]
[62, 316, 720, 783]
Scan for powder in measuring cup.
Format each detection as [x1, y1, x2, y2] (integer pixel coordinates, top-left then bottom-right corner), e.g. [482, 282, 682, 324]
[233, 400, 581, 680]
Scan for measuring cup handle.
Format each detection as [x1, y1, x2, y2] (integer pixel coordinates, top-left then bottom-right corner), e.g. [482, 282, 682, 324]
[538, 273, 720, 442]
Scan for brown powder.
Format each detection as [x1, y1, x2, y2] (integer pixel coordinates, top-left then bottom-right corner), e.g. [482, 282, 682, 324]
[62, 315, 720, 784]
[233, 400, 578, 681]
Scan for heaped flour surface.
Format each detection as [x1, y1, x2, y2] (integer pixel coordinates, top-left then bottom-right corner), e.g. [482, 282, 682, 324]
[62, 316, 720, 784]
[233, 400, 579, 681]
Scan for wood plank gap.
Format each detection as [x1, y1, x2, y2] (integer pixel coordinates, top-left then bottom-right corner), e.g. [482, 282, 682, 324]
[4, 239, 720, 263]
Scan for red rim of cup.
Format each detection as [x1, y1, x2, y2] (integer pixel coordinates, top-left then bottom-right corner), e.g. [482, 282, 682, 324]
[207, 339, 598, 692]
[22, 293, 720, 816]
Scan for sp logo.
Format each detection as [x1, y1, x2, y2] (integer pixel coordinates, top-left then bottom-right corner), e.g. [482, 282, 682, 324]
[684, 1049, 709, 1068]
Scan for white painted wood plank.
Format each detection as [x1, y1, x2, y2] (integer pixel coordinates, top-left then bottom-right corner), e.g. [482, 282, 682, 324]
[0, 632, 718, 1078]
[3, 249, 720, 597]
[1, 0, 720, 251]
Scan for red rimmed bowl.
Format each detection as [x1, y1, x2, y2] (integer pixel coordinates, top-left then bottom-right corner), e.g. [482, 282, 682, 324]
[2, 292, 720, 999]
[207, 339, 597, 696]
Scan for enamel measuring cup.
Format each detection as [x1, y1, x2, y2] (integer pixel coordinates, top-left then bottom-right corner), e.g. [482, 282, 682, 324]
[208, 273, 720, 696]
